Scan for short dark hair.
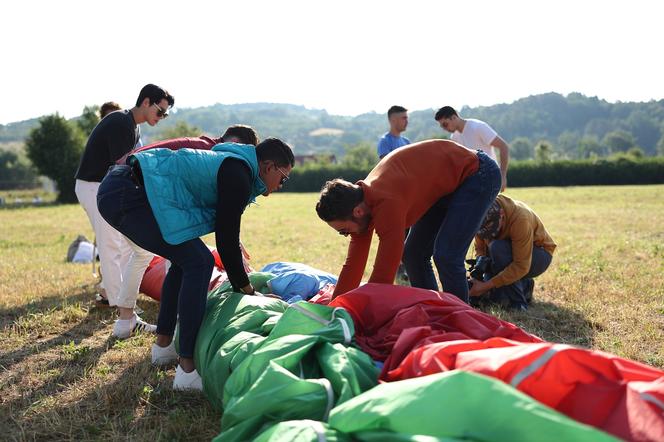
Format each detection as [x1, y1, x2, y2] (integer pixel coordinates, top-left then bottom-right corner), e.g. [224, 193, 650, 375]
[388, 105, 408, 118]
[316, 179, 364, 221]
[434, 106, 458, 121]
[221, 125, 259, 146]
[100, 101, 121, 118]
[135, 84, 175, 108]
[255, 137, 295, 168]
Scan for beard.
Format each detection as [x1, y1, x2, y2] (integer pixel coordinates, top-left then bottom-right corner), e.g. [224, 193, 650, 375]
[352, 213, 371, 234]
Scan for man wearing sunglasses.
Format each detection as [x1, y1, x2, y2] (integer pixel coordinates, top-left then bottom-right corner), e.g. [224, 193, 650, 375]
[106, 125, 259, 337]
[97, 137, 294, 390]
[75, 84, 174, 336]
[316, 139, 501, 303]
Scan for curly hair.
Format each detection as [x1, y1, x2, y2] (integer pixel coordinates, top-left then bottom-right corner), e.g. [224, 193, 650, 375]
[315, 179, 363, 221]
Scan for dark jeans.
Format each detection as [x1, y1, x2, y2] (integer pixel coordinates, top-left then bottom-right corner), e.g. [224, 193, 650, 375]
[97, 165, 214, 359]
[402, 151, 501, 303]
[485, 239, 553, 307]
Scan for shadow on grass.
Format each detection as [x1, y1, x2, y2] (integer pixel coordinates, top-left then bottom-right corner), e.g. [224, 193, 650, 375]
[2, 346, 219, 441]
[0, 287, 159, 372]
[0, 283, 209, 440]
[0, 301, 112, 374]
[0, 288, 96, 330]
[478, 299, 600, 349]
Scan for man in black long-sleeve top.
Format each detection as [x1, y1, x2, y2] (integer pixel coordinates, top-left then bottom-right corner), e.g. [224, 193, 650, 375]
[74, 84, 173, 337]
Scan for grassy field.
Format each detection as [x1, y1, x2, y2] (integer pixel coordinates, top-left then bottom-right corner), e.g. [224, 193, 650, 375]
[1, 185, 663, 440]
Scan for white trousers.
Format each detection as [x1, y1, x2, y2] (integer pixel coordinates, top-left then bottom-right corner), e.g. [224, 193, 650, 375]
[75, 179, 154, 308]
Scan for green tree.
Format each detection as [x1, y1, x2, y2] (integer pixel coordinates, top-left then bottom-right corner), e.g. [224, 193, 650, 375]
[557, 131, 581, 159]
[158, 121, 202, 140]
[0, 149, 39, 190]
[26, 114, 85, 203]
[626, 110, 661, 154]
[578, 136, 604, 158]
[341, 142, 379, 168]
[534, 140, 553, 162]
[510, 137, 533, 160]
[656, 134, 664, 156]
[602, 130, 636, 154]
[77, 105, 100, 135]
[626, 147, 645, 158]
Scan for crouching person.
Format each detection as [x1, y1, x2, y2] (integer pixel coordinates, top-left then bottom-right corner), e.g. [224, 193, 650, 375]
[469, 194, 557, 310]
[97, 138, 294, 390]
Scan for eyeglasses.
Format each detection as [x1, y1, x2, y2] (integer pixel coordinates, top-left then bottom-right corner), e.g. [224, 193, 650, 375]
[276, 166, 290, 185]
[152, 103, 169, 118]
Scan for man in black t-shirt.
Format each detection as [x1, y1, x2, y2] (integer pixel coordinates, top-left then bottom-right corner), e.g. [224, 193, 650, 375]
[75, 84, 173, 338]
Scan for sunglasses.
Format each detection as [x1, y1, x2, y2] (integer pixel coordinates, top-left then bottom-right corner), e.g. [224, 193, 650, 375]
[152, 103, 169, 118]
[276, 166, 290, 185]
[337, 229, 350, 237]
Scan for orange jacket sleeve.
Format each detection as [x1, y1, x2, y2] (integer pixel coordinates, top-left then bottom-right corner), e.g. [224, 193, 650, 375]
[368, 224, 405, 285]
[333, 228, 373, 297]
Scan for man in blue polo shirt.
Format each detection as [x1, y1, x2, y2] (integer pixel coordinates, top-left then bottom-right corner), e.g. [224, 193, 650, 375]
[377, 105, 411, 159]
[376, 105, 412, 281]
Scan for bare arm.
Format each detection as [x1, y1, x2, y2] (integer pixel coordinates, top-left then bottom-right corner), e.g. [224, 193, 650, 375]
[491, 136, 509, 192]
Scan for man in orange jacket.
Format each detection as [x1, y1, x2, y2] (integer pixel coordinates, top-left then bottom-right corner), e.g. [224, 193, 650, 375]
[316, 139, 501, 303]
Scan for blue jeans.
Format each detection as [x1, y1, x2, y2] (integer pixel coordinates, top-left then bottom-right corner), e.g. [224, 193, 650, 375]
[485, 239, 553, 307]
[402, 151, 501, 303]
[97, 165, 214, 358]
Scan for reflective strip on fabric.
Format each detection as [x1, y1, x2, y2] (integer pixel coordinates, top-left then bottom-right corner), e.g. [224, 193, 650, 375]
[307, 420, 327, 442]
[337, 318, 351, 345]
[290, 303, 330, 325]
[315, 378, 335, 421]
[640, 392, 664, 413]
[332, 308, 352, 344]
[510, 346, 571, 388]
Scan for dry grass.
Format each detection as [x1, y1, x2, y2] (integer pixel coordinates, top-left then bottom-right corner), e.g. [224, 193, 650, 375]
[1, 185, 663, 440]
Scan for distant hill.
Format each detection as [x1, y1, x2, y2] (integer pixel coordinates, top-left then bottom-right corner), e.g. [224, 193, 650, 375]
[2, 93, 663, 158]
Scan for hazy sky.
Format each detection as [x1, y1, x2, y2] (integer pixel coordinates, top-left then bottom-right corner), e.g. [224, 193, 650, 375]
[1, 0, 662, 125]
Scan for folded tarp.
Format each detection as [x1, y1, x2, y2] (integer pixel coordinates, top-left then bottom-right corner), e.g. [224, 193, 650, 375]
[328, 283, 541, 362]
[192, 273, 377, 441]
[384, 337, 664, 441]
[255, 370, 617, 441]
[193, 272, 286, 408]
[214, 301, 377, 441]
[261, 262, 338, 303]
[254, 420, 349, 442]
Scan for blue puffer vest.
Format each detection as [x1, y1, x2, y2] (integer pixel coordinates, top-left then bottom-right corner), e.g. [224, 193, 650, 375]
[131, 142, 266, 245]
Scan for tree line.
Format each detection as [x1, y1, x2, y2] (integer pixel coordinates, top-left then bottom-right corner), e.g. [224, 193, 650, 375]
[2, 92, 664, 200]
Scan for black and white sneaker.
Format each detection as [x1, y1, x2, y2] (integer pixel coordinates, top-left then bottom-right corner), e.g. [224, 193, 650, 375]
[112, 313, 157, 338]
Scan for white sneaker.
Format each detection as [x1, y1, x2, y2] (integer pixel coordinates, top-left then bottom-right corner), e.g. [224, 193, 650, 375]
[151, 341, 178, 365]
[173, 365, 203, 391]
[112, 313, 157, 339]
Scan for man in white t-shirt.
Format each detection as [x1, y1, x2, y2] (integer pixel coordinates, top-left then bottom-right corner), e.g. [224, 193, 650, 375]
[435, 106, 509, 192]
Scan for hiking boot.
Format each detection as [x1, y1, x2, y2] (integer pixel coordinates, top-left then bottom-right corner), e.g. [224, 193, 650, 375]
[152, 341, 178, 366]
[112, 313, 157, 339]
[173, 366, 203, 391]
